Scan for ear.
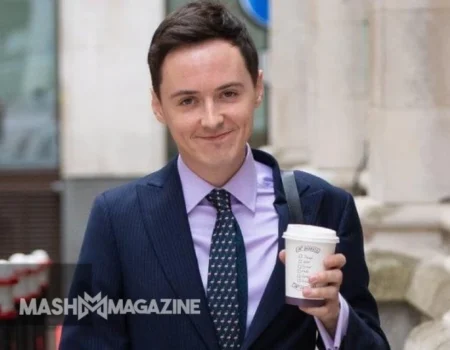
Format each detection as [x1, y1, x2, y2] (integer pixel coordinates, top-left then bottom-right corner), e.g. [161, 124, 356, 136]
[255, 69, 264, 107]
[151, 89, 165, 124]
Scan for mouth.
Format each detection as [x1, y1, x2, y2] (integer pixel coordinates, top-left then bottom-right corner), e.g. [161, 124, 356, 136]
[198, 130, 234, 141]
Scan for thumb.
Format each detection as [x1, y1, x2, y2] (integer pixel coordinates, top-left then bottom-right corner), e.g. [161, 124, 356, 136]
[279, 250, 286, 264]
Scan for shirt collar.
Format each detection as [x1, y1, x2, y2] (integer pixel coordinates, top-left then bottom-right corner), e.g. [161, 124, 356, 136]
[177, 144, 257, 214]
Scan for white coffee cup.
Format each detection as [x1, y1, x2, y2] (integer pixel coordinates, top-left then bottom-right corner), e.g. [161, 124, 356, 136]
[282, 224, 339, 307]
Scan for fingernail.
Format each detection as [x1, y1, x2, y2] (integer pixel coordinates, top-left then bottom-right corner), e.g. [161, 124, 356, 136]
[303, 287, 311, 295]
[309, 276, 317, 284]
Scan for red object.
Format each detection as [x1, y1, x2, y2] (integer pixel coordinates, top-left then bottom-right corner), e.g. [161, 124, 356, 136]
[35, 335, 45, 350]
[0, 276, 18, 286]
[0, 309, 17, 320]
[55, 325, 62, 349]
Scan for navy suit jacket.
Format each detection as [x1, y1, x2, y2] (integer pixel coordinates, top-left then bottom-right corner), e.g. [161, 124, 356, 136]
[59, 149, 390, 349]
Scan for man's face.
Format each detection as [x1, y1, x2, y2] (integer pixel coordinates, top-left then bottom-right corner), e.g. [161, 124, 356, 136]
[152, 39, 263, 172]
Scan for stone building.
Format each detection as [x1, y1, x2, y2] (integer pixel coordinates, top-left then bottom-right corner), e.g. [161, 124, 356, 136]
[267, 1, 450, 349]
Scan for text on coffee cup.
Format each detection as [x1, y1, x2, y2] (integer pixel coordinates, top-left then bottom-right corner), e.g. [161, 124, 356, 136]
[295, 245, 321, 254]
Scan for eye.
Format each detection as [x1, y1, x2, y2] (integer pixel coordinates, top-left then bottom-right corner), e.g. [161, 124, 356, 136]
[222, 90, 238, 99]
[179, 97, 195, 106]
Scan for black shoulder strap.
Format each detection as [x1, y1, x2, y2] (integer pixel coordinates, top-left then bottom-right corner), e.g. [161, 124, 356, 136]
[281, 170, 304, 224]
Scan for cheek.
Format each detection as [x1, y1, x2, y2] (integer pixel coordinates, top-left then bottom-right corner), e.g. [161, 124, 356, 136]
[231, 103, 254, 129]
[167, 113, 197, 138]
[221, 96, 249, 114]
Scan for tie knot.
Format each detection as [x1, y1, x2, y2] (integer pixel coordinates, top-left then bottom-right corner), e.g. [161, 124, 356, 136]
[206, 189, 231, 211]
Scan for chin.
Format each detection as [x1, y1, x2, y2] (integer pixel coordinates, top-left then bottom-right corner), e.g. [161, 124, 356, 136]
[200, 154, 233, 168]
[190, 141, 246, 167]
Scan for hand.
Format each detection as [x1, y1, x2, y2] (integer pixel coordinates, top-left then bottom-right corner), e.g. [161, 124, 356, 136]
[279, 250, 346, 336]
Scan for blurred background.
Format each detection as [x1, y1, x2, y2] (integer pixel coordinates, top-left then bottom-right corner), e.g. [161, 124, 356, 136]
[0, 0, 449, 349]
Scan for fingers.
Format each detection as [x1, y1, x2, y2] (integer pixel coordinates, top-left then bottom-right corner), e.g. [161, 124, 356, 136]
[280, 251, 345, 270]
[303, 285, 339, 300]
[323, 253, 346, 270]
[309, 269, 343, 286]
[280, 251, 345, 287]
[300, 285, 341, 322]
[278, 250, 286, 264]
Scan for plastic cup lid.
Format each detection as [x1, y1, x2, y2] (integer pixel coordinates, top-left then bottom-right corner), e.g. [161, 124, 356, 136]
[282, 224, 339, 243]
[8, 253, 27, 272]
[31, 250, 51, 265]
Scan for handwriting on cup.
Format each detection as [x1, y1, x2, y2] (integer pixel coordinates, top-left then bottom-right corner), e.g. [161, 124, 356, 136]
[295, 246, 321, 254]
[291, 282, 302, 291]
[295, 245, 321, 288]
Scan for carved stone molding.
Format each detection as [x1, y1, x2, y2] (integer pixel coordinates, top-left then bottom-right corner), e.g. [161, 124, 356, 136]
[404, 310, 450, 350]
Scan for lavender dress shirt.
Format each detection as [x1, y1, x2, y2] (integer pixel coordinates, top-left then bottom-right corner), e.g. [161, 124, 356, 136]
[177, 145, 349, 350]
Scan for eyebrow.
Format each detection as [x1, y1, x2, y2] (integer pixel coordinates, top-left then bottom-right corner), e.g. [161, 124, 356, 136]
[169, 82, 244, 99]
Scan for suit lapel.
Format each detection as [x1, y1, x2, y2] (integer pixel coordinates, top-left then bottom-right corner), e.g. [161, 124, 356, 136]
[134, 151, 326, 350]
[242, 150, 325, 350]
[136, 160, 219, 350]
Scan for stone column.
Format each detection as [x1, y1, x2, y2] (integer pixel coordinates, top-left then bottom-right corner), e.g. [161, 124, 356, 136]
[59, 0, 166, 179]
[58, 0, 166, 266]
[355, 0, 450, 267]
[304, 0, 369, 189]
[356, 4, 450, 346]
[267, 0, 309, 167]
[368, 0, 450, 204]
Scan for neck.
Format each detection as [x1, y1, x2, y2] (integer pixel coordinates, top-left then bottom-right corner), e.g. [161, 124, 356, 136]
[181, 149, 247, 188]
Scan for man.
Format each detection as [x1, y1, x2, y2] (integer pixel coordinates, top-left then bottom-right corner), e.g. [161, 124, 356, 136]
[60, 1, 390, 349]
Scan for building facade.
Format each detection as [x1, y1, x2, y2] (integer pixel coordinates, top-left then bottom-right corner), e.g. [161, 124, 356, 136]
[0, 0, 449, 349]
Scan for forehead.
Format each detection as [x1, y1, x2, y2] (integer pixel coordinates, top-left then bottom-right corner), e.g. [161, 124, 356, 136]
[160, 39, 252, 93]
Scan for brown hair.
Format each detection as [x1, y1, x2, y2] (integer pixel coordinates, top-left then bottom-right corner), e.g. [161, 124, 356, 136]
[147, 0, 259, 99]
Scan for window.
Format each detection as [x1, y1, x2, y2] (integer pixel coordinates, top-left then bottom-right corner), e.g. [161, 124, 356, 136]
[0, 0, 58, 169]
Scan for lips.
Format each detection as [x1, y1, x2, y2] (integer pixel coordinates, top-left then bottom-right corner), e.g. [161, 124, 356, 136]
[199, 130, 233, 141]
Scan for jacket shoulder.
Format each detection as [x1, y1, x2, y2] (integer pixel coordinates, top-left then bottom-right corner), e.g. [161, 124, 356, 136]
[292, 170, 357, 229]
[90, 164, 169, 212]
[293, 170, 350, 200]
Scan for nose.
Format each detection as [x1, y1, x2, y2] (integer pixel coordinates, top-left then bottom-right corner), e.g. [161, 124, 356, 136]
[200, 99, 224, 130]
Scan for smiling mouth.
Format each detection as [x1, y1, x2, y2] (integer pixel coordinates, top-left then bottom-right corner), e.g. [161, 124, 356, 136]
[199, 130, 234, 141]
